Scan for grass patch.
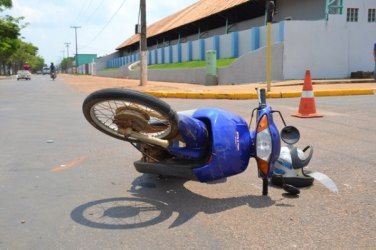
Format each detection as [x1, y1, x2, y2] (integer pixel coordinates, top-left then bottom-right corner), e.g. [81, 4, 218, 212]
[103, 58, 237, 71]
[217, 58, 237, 68]
[99, 68, 120, 72]
[148, 58, 236, 70]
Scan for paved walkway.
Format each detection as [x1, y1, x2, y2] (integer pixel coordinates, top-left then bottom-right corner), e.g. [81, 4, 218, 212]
[62, 74, 375, 99]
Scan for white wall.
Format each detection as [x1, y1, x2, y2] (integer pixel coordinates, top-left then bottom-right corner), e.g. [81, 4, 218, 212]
[218, 43, 284, 85]
[283, 0, 376, 79]
[238, 29, 251, 56]
[344, 0, 376, 73]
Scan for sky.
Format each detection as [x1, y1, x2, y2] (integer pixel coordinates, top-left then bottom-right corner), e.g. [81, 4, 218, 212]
[4, 0, 198, 65]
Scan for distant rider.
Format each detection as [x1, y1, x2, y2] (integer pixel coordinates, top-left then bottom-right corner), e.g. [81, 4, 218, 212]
[50, 62, 56, 74]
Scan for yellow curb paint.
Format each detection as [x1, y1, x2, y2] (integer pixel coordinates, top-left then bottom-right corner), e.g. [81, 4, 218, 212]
[314, 89, 374, 97]
[145, 89, 374, 99]
[281, 92, 301, 98]
[52, 155, 87, 173]
[266, 92, 281, 98]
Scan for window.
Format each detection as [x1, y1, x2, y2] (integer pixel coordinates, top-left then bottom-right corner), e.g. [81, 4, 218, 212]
[327, 0, 343, 15]
[369, 9, 376, 22]
[347, 8, 358, 22]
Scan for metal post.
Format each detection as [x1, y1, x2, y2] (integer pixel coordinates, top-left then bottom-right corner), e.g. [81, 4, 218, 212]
[139, 0, 147, 86]
[64, 42, 71, 58]
[71, 26, 81, 73]
[266, 22, 272, 92]
[266, 1, 274, 92]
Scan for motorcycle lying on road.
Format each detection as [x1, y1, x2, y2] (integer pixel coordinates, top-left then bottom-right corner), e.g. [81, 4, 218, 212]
[82, 88, 313, 196]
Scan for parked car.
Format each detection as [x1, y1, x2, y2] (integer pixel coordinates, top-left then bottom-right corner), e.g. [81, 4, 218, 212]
[17, 70, 31, 80]
[42, 67, 50, 75]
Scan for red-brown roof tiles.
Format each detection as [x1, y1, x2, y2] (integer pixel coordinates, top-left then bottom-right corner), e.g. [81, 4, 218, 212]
[116, 0, 249, 50]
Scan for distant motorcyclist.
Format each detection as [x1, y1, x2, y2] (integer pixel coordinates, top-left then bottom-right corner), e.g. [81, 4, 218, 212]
[50, 62, 56, 74]
[50, 62, 57, 80]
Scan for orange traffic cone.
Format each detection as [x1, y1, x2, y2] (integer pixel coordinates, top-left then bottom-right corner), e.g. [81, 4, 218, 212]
[292, 70, 323, 118]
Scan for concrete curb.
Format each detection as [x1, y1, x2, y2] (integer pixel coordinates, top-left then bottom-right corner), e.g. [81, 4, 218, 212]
[145, 89, 374, 99]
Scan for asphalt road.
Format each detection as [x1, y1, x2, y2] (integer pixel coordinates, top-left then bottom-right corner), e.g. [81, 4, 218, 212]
[1, 75, 375, 249]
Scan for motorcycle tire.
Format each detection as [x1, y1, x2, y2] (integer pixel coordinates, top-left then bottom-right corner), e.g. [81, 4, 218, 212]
[82, 88, 179, 141]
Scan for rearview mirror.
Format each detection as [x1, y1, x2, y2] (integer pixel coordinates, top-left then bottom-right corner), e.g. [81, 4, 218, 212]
[281, 126, 300, 144]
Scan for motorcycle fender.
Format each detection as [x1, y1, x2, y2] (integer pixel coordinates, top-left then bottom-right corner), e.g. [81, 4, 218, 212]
[190, 108, 252, 182]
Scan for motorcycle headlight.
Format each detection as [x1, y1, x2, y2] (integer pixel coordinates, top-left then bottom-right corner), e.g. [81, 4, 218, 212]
[256, 115, 272, 176]
[256, 129, 272, 161]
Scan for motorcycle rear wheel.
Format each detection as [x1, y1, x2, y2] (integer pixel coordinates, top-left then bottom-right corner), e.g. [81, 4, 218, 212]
[82, 88, 179, 141]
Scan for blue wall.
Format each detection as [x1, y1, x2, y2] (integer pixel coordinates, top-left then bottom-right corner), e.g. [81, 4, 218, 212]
[107, 22, 285, 68]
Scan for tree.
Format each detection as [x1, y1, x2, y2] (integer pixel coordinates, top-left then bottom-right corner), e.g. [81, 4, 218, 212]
[29, 56, 44, 72]
[0, 0, 12, 11]
[8, 41, 44, 72]
[60, 57, 75, 73]
[0, 0, 44, 74]
[0, 15, 21, 74]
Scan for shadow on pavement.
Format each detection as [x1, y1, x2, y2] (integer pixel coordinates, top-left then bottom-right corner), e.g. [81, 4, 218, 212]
[71, 174, 277, 230]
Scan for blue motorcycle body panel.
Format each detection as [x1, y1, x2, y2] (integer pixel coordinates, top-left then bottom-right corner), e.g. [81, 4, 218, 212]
[182, 108, 253, 182]
[167, 114, 209, 160]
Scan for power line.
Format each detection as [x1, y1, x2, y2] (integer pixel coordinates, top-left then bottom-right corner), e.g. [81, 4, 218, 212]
[80, 44, 112, 53]
[82, 0, 106, 24]
[74, 0, 94, 24]
[80, 0, 127, 49]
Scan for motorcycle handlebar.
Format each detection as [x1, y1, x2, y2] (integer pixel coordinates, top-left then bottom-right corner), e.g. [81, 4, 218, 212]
[257, 88, 267, 108]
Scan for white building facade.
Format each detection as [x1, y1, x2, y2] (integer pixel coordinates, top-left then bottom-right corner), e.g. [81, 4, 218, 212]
[282, 0, 376, 79]
[97, 0, 376, 83]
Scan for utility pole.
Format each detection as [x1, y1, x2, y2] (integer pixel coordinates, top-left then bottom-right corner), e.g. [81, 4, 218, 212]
[139, 0, 147, 86]
[71, 26, 81, 73]
[266, 1, 274, 92]
[64, 42, 71, 58]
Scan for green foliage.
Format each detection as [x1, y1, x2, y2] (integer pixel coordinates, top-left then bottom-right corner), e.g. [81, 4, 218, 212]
[0, 15, 20, 38]
[9, 41, 43, 70]
[0, 1, 44, 74]
[0, 0, 12, 11]
[60, 57, 75, 72]
[29, 55, 44, 71]
[0, 15, 21, 73]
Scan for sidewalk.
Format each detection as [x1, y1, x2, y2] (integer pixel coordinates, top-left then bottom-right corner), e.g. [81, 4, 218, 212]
[62, 74, 375, 99]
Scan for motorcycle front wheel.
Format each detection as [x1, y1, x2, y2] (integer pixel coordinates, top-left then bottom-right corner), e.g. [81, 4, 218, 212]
[82, 88, 179, 141]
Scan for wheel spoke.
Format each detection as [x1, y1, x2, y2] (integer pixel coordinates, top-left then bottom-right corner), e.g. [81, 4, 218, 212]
[89, 99, 172, 139]
[83, 89, 179, 142]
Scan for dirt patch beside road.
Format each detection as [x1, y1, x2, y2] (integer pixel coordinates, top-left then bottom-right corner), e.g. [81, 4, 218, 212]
[61, 74, 265, 94]
[62, 74, 376, 96]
